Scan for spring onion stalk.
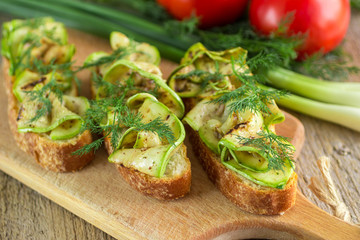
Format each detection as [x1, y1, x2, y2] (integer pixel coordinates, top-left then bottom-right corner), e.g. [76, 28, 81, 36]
[267, 67, 360, 91]
[259, 85, 360, 132]
[277, 94, 360, 132]
[265, 67, 360, 108]
[0, 0, 185, 62]
[34, 0, 198, 50]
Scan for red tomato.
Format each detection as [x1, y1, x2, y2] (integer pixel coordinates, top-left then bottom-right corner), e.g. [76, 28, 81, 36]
[249, 0, 351, 59]
[157, 0, 249, 28]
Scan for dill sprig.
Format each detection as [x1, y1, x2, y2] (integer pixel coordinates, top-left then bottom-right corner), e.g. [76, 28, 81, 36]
[209, 59, 287, 114]
[175, 62, 231, 92]
[293, 48, 360, 81]
[9, 26, 65, 75]
[92, 69, 159, 98]
[74, 74, 174, 155]
[10, 35, 41, 75]
[203, 58, 292, 171]
[75, 95, 176, 155]
[30, 58, 74, 75]
[78, 47, 132, 71]
[236, 127, 295, 171]
[174, 69, 209, 81]
[212, 84, 286, 115]
[198, 21, 302, 68]
[25, 71, 64, 123]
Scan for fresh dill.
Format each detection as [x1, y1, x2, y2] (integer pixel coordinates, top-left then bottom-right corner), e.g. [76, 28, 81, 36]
[211, 84, 286, 115]
[78, 47, 131, 71]
[31, 58, 75, 75]
[9, 25, 64, 75]
[10, 18, 47, 33]
[10, 35, 41, 75]
[74, 73, 174, 155]
[247, 51, 283, 73]
[92, 69, 159, 98]
[209, 59, 287, 115]
[293, 48, 360, 81]
[74, 91, 176, 156]
[164, 17, 200, 43]
[24, 71, 64, 123]
[174, 62, 231, 92]
[197, 21, 302, 68]
[198, 58, 291, 171]
[236, 127, 295, 171]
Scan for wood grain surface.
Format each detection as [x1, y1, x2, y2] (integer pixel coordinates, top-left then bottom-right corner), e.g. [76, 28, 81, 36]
[0, 11, 360, 240]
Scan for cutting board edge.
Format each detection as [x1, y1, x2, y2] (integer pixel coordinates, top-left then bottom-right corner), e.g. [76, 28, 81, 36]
[0, 153, 147, 240]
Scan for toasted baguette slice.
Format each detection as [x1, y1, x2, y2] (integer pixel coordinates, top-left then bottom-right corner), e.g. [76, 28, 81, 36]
[188, 126, 297, 215]
[104, 136, 191, 200]
[3, 58, 94, 172]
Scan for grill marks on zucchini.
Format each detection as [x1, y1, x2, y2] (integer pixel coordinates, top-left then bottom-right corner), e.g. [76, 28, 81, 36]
[4, 17, 89, 141]
[108, 97, 185, 177]
[2, 17, 72, 75]
[75, 32, 186, 178]
[176, 43, 295, 188]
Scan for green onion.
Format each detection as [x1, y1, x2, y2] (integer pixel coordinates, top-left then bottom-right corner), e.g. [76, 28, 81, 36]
[0, 0, 185, 62]
[37, 0, 198, 50]
[277, 93, 360, 132]
[258, 85, 360, 132]
[265, 67, 360, 108]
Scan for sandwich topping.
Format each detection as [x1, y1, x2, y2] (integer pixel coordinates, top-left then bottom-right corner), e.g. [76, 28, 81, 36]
[2, 17, 90, 141]
[77, 32, 186, 178]
[169, 43, 295, 188]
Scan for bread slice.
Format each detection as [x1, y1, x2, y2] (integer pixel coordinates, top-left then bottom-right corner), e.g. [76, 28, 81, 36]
[3, 57, 94, 172]
[104, 136, 191, 200]
[188, 127, 297, 215]
[183, 97, 297, 215]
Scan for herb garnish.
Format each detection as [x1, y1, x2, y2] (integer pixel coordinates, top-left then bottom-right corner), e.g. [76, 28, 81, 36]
[181, 54, 293, 170]
[24, 71, 64, 123]
[294, 48, 360, 81]
[174, 61, 231, 92]
[74, 73, 175, 156]
[78, 46, 134, 71]
[236, 127, 294, 171]
[209, 59, 287, 115]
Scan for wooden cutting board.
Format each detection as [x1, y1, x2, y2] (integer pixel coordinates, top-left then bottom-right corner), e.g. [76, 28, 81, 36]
[0, 29, 359, 240]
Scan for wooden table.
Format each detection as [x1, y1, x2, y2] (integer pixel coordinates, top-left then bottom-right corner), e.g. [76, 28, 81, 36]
[0, 12, 359, 240]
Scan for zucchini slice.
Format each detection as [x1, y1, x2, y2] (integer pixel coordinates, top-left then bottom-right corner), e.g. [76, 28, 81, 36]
[167, 42, 248, 98]
[17, 94, 89, 140]
[109, 94, 185, 178]
[103, 59, 184, 118]
[110, 31, 160, 66]
[184, 96, 294, 188]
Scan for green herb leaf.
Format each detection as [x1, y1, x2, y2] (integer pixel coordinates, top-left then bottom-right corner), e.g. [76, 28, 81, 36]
[236, 127, 295, 171]
[209, 59, 287, 115]
[24, 71, 65, 123]
[293, 47, 360, 81]
[74, 74, 175, 155]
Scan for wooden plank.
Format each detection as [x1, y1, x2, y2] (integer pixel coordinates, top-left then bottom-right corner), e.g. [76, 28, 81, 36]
[0, 28, 359, 240]
[294, 11, 360, 225]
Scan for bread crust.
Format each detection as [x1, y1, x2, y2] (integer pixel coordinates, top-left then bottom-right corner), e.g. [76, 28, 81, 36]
[188, 126, 297, 215]
[3, 58, 94, 172]
[182, 97, 297, 215]
[104, 136, 191, 200]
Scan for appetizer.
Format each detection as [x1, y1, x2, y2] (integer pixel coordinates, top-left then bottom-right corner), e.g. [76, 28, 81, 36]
[80, 32, 191, 200]
[2, 17, 94, 172]
[168, 43, 297, 214]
